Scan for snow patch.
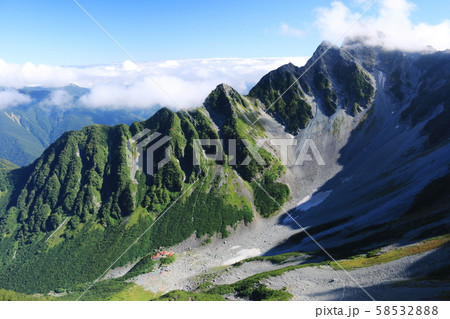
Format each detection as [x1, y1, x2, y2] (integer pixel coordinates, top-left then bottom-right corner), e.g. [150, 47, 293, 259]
[223, 248, 261, 265]
[296, 189, 316, 207]
[295, 190, 332, 211]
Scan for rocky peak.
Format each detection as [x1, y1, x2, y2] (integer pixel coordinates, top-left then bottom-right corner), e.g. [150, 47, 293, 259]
[203, 83, 249, 120]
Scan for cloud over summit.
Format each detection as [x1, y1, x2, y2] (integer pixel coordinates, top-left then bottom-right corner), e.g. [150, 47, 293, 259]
[315, 0, 450, 52]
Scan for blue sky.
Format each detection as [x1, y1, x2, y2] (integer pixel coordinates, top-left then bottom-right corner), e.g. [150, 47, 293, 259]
[1, 0, 450, 110]
[1, 0, 449, 65]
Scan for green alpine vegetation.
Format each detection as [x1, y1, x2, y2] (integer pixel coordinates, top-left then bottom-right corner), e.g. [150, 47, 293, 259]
[233, 251, 305, 266]
[0, 288, 54, 301]
[249, 63, 314, 133]
[0, 45, 380, 295]
[328, 235, 450, 270]
[332, 60, 374, 114]
[1, 39, 448, 302]
[0, 85, 154, 167]
[310, 46, 374, 116]
[252, 173, 290, 218]
[249, 43, 374, 133]
[204, 262, 321, 301]
[0, 159, 17, 197]
[0, 84, 289, 294]
[204, 84, 290, 217]
[155, 290, 226, 301]
[314, 71, 338, 115]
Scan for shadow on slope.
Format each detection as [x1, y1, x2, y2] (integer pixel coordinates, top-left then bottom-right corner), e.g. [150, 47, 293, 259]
[306, 246, 449, 301]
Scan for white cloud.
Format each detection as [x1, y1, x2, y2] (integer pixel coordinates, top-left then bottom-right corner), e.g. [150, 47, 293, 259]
[40, 89, 74, 109]
[315, 0, 450, 51]
[0, 89, 31, 109]
[0, 57, 309, 110]
[278, 22, 305, 38]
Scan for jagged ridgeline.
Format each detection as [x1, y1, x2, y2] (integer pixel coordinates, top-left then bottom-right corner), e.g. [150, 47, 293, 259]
[2, 41, 424, 295]
[0, 85, 154, 167]
[0, 85, 287, 293]
[249, 42, 374, 133]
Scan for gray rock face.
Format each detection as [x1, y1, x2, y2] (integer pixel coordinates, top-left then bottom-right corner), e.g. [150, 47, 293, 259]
[137, 42, 450, 300]
[264, 41, 450, 254]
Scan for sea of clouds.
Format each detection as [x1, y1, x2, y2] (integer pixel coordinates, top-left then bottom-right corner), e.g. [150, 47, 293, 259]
[0, 57, 309, 110]
[1, 0, 449, 111]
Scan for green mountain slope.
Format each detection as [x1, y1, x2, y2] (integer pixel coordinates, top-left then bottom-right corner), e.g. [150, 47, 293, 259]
[0, 85, 154, 166]
[0, 86, 287, 293]
[249, 42, 374, 133]
[2, 41, 447, 299]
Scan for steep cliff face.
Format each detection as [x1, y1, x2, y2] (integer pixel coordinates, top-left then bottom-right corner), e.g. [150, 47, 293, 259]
[0, 40, 448, 296]
[249, 42, 375, 134]
[0, 82, 287, 293]
[268, 41, 449, 257]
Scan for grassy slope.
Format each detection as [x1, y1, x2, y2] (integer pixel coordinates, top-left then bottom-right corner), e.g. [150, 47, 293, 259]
[233, 251, 305, 266]
[155, 290, 225, 301]
[191, 235, 448, 301]
[329, 235, 450, 270]
[0, 289, 54, 301]
[0, 106, 257, 294]
[1, 235, 446, 301]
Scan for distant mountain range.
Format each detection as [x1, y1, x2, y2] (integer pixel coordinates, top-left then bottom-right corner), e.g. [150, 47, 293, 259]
[0, 40, 448, 300]
[0, 85, 156, 166]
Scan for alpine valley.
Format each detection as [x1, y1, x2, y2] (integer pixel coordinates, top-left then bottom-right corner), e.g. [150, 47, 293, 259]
[0, 40, 448, 301]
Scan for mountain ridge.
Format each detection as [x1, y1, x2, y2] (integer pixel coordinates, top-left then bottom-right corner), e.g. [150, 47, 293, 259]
[0, 85, 156, 166]
[0, 40, 448, 297]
